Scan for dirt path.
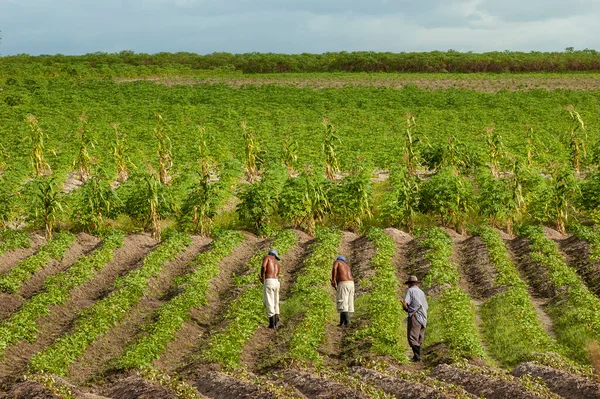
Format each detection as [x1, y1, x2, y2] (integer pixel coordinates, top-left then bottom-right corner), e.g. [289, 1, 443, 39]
[159, 233, 261, 377]
[240, 231, 313, 373]
[558, 235, 600, 297]
[68, 236, 212, 384]
[0, 234, 157, 385]
[505, 238, 557, 338]
[0, 233, 45, 275]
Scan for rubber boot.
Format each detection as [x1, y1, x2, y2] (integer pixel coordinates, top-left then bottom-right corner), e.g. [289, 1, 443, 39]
[411, 346, 421, 361]
[274, 314, 282, 329]
[268, 316, 275, 329]
[338, 313, 345, 327]
[344, 312, 351, 326]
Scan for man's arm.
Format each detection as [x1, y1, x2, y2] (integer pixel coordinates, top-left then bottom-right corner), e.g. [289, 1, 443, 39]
[402, 290, 411, 312]
[331, 261, 338, 289]
[259, 256, 268, 283]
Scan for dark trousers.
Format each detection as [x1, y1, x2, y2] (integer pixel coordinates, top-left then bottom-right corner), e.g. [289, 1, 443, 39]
[407, 314, 425, 347]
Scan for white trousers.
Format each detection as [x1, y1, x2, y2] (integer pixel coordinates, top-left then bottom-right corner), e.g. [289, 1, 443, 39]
[263, 278, 280, 317]
[336, 281, 355, 313]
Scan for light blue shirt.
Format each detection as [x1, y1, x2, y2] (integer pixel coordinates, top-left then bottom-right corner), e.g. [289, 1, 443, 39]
[404, 285, 428, 328]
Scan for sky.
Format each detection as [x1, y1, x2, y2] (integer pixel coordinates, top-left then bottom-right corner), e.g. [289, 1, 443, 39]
[1, 0, 599, 56]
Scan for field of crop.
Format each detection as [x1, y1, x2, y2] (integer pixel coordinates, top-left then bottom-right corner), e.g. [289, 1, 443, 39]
[1, 53, 600, 398]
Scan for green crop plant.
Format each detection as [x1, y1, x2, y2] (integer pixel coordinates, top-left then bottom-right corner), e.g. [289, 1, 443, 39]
[419, 228, 486, 360]
[403, 114, 419, 176]
[322, 119, 340, 180]
[26, 115, 50, 177]
[566, 105, 587, 174]
[154, 114, 173, 185]
[329, 168, 373, 229]
[475, 226, 559, 366]
[278, 168, 330, 235]
[146, 173, 163, 240]
[0, 143, 8, 175]
[118, 230, 243, 370]
[525, 125, 536, 168]
[111, 123, 134, 183]
[31, 177, 64, 240]
[203, 230, 296, 369]
[550, 166, 579, 235]
[382, 166, 420, 232]
[348, 228, 408, 361]
[73, 172, 121, 233]
[72, 113, 94, 181]
[519, 225, 600, 363]
[28, 232, 191, 375]
[0, 231, 74, 294]
[241, 121, 263, 183]
[285, 227, 342, 364]
[419, 167, 473, 233]
[282, 130, 298, 177]
[476, 168, 514, 230]
[0, 231, 123, 356]
[485, 125, 503, 178]
[0, 230, 30, 255]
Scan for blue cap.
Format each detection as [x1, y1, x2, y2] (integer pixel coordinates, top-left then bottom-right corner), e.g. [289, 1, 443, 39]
[336, 256, 347, 262]
[268, 249, 280, 260]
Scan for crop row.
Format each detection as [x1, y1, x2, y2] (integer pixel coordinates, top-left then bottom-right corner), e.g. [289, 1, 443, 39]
[348, 228, 407, 361]
[0, 231, 124, 356]
[418, 228, 486, 360]
[285, 227, 342, 364]
[475, 226, 558, 366]
[117, 230, 244, 369]
[0, 229, 31, 255]
[0, 231, 75, 293]
[28, 232, 191, 375]
[519, 225, 600, 363]
[203, 229, 297, 369]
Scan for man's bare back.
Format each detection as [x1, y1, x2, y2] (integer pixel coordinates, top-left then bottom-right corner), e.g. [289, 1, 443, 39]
[331, 260, 353, 288]
[260, 254, 280, 283]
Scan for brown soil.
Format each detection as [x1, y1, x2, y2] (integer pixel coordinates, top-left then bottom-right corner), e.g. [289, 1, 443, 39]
[431, 364, 541, 399]
[161, 233, 261, 376]
[281, 369, 368, 399]
[0, 234, 156, 383]
[6, 379, 110, 399]
[509, 237, 557, 298]
[68, 236, 212, 384]
[115, 75, 600, 92]
[194, 371, 276, 399]
[455, 236, 501, 300]
[542, 227, 567, 241]
[105, 375, 179, 399]
[407, 238, 430, 283]
[348, 235, 376, 296]
[513, 362, 600, 399]
[352, 367, 455, 399]
[0, 233, 45, 275]
[558, 235, 600, 297]
[240, 231, 313, 373]
[20, 233, 100, 299]
[62, 172, 85, 193]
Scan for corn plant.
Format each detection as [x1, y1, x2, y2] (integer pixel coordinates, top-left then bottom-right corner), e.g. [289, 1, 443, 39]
[403, 114, 419, 176]
[382, 165, 420, 231]
[154, 114, 173, 185]
[73, 172, 121, 233]
[329, 168, 373, 230]
[282, 131, 298, 177]
[111, 122, 134, 183]
[485, 125, 503, 178]
[525, 125, 536, 168]
[146, 173, 162, 240]
[33, 177, 64, 240]
[322, 119, 340, 180]
[26, 115, 50, 177]
[237, 167, 282, 236]
[442, 136, 466, 172]
[72, 113, 94, 181]
[241, 121, 263, 183]
[566, 105, 587, 174]
[550, 165, 579, 235]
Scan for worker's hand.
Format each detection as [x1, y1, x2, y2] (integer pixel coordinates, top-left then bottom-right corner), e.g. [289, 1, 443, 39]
[258, 274, 264, 283]
[330, 280, 337, 289]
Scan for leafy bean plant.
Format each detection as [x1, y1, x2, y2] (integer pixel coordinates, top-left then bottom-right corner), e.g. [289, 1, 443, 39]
[419, 228, 486, 360]
[519, 225, 600, 363]
[348, 228, 408, 361]
[118, 230, 244, 370]
[476, 226, 558, 366]
[0, 231, 74, 293]
[0, 231, 124, 356]
[29, 232, 191, 375]
[0, 229, 30, 255]
[286, 227, 342, 364]
[203, 230, 296, 369]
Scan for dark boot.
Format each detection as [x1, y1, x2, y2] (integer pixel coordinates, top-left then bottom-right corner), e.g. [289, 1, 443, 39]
[411, 346, 421, 361]
[274, 314, 282, 329]
[338, 312, 345, 327]
[268, 316, 275, 329]
[344, 312, 351, 326]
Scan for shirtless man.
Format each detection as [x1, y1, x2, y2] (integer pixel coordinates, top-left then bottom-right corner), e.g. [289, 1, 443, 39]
[260, 249, 282, 329]
[331, 255, 354, 327]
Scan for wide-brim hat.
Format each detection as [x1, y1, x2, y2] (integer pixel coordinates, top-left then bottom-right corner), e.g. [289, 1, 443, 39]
[405, 275, 419, 284]
[268, 249, 280, 260]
